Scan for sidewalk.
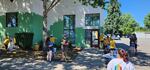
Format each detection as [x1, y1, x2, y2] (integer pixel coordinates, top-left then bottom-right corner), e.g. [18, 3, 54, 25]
[0, 38, 149, 70]
[116, 38, 150, 70]
[0, 48, 106, 70]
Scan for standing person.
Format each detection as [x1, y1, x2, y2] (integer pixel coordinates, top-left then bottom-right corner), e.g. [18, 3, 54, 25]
[99, 33, 104, 49]
[61, 36, 69, 61]
[110, 38, 116, 50]
[49, 34, 56, 57]
[129, 34, 137, 55]
[46, 37, 53, 62]
[107, 49, 135, 70]
[133, 34, 137, 54]
[104, 36, 110, 54]
[50, 34, 56, 43]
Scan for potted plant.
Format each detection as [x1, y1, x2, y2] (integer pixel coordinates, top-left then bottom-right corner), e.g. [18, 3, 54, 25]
[34, 43, 40, 51]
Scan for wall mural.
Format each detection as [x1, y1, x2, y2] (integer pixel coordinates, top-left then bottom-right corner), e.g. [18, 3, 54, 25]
[6, 12, 18, 27]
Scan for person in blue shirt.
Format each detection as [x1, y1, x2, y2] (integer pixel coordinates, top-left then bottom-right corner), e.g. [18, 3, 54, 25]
[46, 37, 54, 62]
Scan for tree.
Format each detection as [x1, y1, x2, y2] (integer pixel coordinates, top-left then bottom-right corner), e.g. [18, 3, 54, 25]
[42, 0, 62, 48]
[104, 0, 121, 34]
[78, 0, 108, 9]
[42, 0, 106, 48]
[119, 14, 139, 34]
[144, 13, 150, 29]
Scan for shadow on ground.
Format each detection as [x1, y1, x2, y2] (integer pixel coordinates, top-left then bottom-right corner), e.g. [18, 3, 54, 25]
[116, 43, 130, 51]
[72, 48, 105, 70]
[116, 43, 150, 67]
[0, 48, 106, 70]
[130, 51, 150, 66]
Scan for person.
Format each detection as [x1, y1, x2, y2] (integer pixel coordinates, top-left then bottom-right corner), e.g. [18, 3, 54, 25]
[3, 35, 10, 49]
[50, 35, 56, 43]
[7, 37, 17, 52]
[46, 37, 53, 62]
[103, 36, 110, 54]
[3, 35, 17, 50]
[107, 49, 135, 70]
[110, 38, 116, 50]
[49, 34, 56, 57]
[129, 33, 137, 55]
[103, 48, 118, 65]
[61, 36, 69, 61]
[99, 33, 104, 49]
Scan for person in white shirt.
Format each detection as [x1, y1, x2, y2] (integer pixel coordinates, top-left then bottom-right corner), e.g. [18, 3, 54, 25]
[107, 49, 135, 70]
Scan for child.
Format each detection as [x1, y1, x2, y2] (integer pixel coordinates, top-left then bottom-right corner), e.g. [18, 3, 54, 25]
[61, 37, 69, 61]
[49, 35, 56, 57]
[7, 37, 17, 52]
[3, 35, 10, 49]
[46, 37, 53, 62]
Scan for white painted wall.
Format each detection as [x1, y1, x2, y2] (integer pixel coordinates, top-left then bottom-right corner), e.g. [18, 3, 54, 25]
[0, 0, 43, 16]
[47, 0, 104, 29]
[0, 0, 104, 28]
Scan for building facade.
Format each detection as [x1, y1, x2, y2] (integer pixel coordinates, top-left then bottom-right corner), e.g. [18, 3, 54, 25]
[0, 0, 104, 48]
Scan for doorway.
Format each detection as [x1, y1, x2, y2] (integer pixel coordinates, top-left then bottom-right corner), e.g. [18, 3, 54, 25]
[85, 29, 99, 48]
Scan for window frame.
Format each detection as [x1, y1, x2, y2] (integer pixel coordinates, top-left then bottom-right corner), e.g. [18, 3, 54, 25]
[6, 12, 18, 28]
[63, 15, 75, 44]
[85, 13, 100, 26]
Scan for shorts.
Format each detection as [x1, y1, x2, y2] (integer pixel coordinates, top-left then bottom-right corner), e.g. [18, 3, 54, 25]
[61, 45, 68, 52]
[48, 47, 53, 51]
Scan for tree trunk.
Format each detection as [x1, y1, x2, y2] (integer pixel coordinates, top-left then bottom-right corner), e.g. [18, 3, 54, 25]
[42, 0, 61, 50]
[43, 0, 48, 50]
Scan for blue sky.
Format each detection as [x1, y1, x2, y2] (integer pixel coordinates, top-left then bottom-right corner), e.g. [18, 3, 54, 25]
[104, 0, 150, 27]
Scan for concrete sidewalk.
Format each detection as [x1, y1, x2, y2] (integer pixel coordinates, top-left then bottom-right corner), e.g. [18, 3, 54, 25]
[0, 48, 106, 70]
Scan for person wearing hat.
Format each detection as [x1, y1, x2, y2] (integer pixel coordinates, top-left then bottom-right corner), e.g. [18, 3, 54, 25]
[50, 34, 56, 43]
[49, 34, 57, 58]
[107, 49, 135, 70]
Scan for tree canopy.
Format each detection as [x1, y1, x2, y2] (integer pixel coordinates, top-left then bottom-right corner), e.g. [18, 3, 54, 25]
[119, 14, 139, 34]
[104, 0, 121, 34]
[144, 13, 150, 29]
[78, 0, 108, 9]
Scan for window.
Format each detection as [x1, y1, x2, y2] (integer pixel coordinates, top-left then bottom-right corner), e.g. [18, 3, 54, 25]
[64, 15, 75, 44]
[85, 29, 91, 44]
[6, 12, 18, 27]
[85, 13, 100, 26]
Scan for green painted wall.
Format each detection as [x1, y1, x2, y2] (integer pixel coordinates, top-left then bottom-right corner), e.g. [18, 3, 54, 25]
[0, 12, 43, 45]
[49, 19, 86, 48]
[75, 27, 85, 48]
[49, 19, 64, 46]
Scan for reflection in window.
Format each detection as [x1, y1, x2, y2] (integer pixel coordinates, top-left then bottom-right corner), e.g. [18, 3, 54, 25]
[64, 15, 75, 44]
[6, 12, 18, 27]
[85, 14, 100, 26]
[85, 29, 91, 45]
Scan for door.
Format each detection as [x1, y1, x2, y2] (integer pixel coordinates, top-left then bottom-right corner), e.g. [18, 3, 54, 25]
[85, 29, 99, 48]
[91, 29, 99, 48]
